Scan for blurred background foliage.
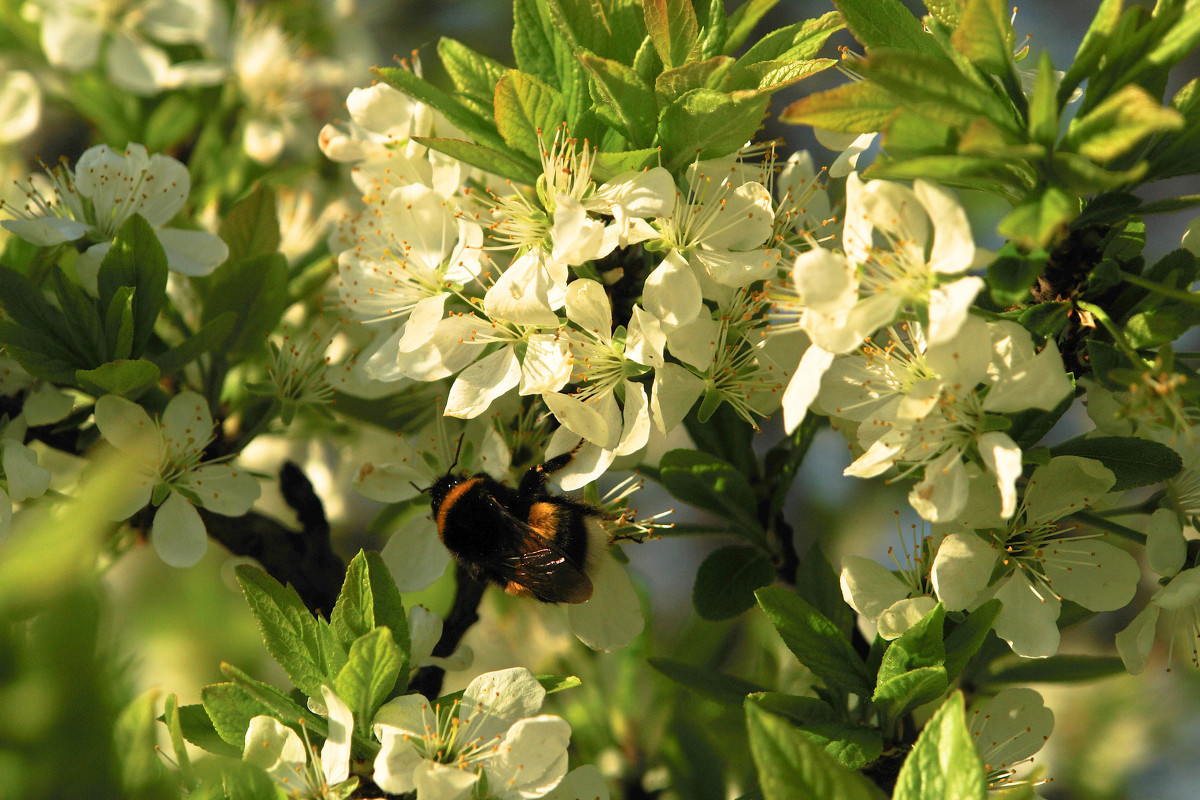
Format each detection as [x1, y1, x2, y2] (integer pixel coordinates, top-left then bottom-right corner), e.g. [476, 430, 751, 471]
[1, 1, 1199, 799]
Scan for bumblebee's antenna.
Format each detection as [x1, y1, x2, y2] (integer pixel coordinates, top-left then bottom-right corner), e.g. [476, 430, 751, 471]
[449, 434, 465, 470]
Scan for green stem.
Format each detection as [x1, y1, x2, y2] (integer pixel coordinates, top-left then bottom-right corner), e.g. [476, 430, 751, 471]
[1069, 510, 1147, 545]
[1119, 271, 1200, 309]
[1075, 301, 1143, 364]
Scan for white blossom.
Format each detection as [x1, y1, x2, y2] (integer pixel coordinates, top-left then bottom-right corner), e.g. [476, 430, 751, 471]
[1, 144, 228, 291]
[968, 688, 1053, 790]
[819, 317, 1070, 523]
[931, 457, 1139, 657]
[27, 0, 227, 95]
[93, 391, 260, 567]
[373, 668, 571, 799]
[244, 685, 355, 799]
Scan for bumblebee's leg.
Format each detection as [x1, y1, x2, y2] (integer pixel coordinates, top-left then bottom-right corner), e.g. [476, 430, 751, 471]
[518, 438, 586, 497]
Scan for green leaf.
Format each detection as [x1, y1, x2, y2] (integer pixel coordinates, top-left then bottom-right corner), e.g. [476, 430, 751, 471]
[749, 693, 884, 770]
[833, 0, 946, 58]
[892, 692, 986, 800]
[438, 37, 508, 116]
[201, 252, 289, 360]
[1019, 301, 1072, 338]
[987, 244, 1047, 305]
[174, 704, 241, 757]
[1027, 51, 1060, 147]
[1057, 0, 1121, 108]
[951, 0, 1015, 73]
[153, 312, 237, 377]
[219, 663, 346, 747]
[1048, 436, 1182, 491]
[49, 266, 105, 366]
[982, 654, 1126, 684]
[658, 449, 762, 537]
[103, 286, 135, 361]
[644, 0, 699, 68]
[657, 87, 770, 171]
[329, 550, 411, 688]
[76, 359, 161, 399]
[756, 586, 874, 697]
[735, 12, 843, 66]
[235, 565, 347, 701]
[858, 50, 1021, 135]
[649, 657, 769, 704]
[200, 682, 279, 748]
[115, 689, 172, 797]
[724, 0, 781, 53]
[373, 65, 512, 154]
[144, 94, 201, 152]
[997, 187, 1076, 249]
[732, 58, 836, 92]
[593, 147, 660, 179]
[781, 78, 896, 133]
[655, 56, 734, 103]
[414, 136, 539, 183]
[215, 184, 279, 271]
[493, 70, 568, 159]
[692, 544, 775, 620]
[97, 214, 168, 358]
[579, 52, 658, 146]
[794, 543, 855, 639]
[877, 605, 946, 686]
[745, 701, 886, 800]
[161, 695, 193, 785]
[923, 0, 961, 27]
[513, 0, 559, 82]
[943, 600, 1000, 680]
[1066, 84, 1184, 162]
[872, 666, 949, 730]
[335, 627, 402, 735]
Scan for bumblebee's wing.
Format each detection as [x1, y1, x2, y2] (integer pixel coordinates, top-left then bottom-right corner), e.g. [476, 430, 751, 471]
[485, 497, 594, 604]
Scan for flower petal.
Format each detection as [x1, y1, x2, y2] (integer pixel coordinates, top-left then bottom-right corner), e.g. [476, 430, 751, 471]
[462, 667, 546, 731]
[152, 491, 208, 567]
[978, 431, 1022, 519]
[156, 228, 229, 276]
[485, 250, 562, 327]
[1148, 508, 1187, 577]
[567, 551, 644, 651]
[381, 518, 451, 592]
[1023, 457, 1115, 527]
[876, 596, 938, 640]
[320, 686, 353, 786]
[243, 715, 306, 776]
[1042, 538, 1140, 612]
[184, 463, 260, 516]
[643, 250, 702, 327]
[782, 344, 834, 434]
[542, 765, 610, 800]
[488, 715, 572, 797]
[931, 532, 997, 611]
[993, 572, 1061, 658]
[520, 334, 571, 395]
[445, 346, 521, 419]
[414, 760, 480, 800]
[372, 726, 423, 794]
[967, 688, 1054, 771]
[839, 555, 912, 620]
[2, 441, 51, 503]
[1115, 604, 1159, 675]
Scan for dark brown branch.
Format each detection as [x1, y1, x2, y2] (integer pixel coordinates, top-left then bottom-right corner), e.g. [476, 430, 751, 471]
[407, 563, 486, 700]
[200, 461, 344, 616]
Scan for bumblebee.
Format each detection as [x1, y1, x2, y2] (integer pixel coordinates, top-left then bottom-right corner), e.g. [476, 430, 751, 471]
[429, 440, 609, 604]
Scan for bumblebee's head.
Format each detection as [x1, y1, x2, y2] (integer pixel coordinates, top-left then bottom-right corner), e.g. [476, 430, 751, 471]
[428, 471, 468, 516]
[417, 435, 468, 515]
